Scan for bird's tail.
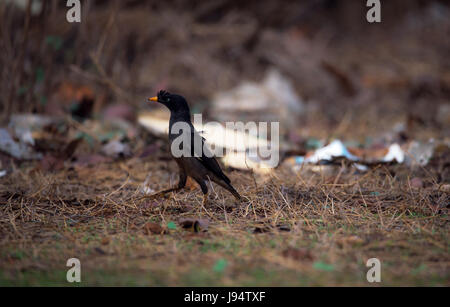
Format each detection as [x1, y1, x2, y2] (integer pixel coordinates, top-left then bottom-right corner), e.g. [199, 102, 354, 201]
[227, 184, 241, 200]
[211, 176, 241, 200]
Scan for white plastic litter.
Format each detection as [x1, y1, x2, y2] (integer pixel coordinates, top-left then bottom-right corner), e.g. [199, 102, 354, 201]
[304, 140, 359, 164]
[383, 144, 405, 163]
[221, 151, 274, 174]
[138, 111, 277, 173]
[141, 174, 156, 195]
[101, 140, 131, 158]
[212, 69, 304, 129]
[405, 141, 435, 166]
[0, 128, 43, 160]
[4, 0, 43, 15]
[138, 112, 270, 152]
[294, 140, 406, 171]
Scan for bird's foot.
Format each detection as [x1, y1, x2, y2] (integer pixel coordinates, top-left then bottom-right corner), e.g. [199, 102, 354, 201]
[202, 194, 209, 207]
[140, 188, 178, 200]
[230, 195, 242, 207]
[140, 192, 165, 200]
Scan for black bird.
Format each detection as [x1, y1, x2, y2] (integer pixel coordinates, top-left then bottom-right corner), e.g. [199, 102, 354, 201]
[147, 90, 241, 205]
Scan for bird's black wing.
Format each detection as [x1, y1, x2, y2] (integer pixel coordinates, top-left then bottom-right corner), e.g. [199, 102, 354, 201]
[191, 130, 231, 184]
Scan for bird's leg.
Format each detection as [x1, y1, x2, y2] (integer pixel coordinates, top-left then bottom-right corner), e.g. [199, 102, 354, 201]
[195, 179, 209, 207]
[143, 187, 180, 199]
[141, 170, 187, 199]
[211, 177, 241, 202]
[202, 194, 209, 207]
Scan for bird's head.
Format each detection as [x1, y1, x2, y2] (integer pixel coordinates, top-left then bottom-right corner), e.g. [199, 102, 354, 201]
[148, 90, 190, 114]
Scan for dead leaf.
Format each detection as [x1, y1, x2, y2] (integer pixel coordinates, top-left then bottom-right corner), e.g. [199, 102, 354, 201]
[282, 248, 314, 261]
[179, 218, 209, 233]
[144, 222, 166, 235]
[63, 139, 82, 159]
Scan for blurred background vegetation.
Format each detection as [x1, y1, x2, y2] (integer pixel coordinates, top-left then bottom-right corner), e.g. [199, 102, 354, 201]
[1, 0, 448, 132]
[0, 0, 449, 287]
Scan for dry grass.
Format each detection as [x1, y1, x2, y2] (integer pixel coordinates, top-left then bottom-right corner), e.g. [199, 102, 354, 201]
[0, 155, 448, 286]
[0, 0, 449, 286]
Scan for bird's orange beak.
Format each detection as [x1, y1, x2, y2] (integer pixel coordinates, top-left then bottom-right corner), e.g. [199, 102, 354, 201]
[148, 96, 158, 102]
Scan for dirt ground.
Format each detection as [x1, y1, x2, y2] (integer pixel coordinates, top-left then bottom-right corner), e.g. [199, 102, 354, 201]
[0, 0, 449, 286]
[1, 119, 449, 286]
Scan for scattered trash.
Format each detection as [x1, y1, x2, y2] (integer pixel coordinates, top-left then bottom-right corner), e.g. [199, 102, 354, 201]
[82, 118, 137, 143]
[138, 111, 271, 152]
[221, 151, 274, 174]
[0, 128, 43, 160]
[9, 114, 57, 144]
[137, 110, 169, 136]
[288, 139, 408, 171]
[101, 140, 132, 159]
[303, 140, 359, 164]
[212, 69, 304, 129]
[138, 111, 277, 173]
[383, 144, 405, 163]
[141, 175, 156, 195]
[405, 140, 435, 167]
[305, 138, 324, 150]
